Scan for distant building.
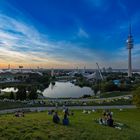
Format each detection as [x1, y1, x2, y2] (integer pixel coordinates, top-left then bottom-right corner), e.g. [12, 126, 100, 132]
[0, 69, 42, 83]
[102, 67, 106, 73]
[82, 66, 86, 73]
[8, 64, 10, 69]
[113, 80, 120, 86]
[107, 67, 113, 73]
[51, 68, 54, 77]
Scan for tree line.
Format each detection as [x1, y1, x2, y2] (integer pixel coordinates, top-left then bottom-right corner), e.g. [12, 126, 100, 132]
[9, 86, 38, 100]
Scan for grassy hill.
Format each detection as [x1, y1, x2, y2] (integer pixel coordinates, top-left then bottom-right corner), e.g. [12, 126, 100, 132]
[0, 109, 140, 140]
[100, 91, 132, 98]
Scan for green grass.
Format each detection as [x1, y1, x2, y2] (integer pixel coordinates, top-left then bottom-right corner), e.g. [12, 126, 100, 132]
[100, 91, 132, 98]
[0, 109, 140, 140]
[0, 101, 46, 110]
[0, 101, 26, 110]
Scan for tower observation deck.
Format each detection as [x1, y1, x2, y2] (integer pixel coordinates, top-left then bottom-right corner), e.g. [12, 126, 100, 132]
[126, 24, 133, 77]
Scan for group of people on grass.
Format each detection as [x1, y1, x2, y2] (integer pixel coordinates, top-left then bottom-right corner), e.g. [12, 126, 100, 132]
[52, 108, 73, 126]
[99, 110, 123, 130]
[99, 110, 114, 127]
[14, 108, 123, 129]
[53, 111, 69, 125]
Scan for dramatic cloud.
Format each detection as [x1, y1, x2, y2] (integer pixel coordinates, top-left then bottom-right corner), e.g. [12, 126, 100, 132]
[0, 0, 140, 69]
[0, 13, 99, 68]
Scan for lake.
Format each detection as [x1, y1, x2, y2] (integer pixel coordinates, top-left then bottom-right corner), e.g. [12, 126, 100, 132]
[43, 81, 93, 98]
[0, 87, 18, 93]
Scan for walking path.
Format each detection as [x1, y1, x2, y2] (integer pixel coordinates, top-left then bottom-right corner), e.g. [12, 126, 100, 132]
[0, 105, 136, 114]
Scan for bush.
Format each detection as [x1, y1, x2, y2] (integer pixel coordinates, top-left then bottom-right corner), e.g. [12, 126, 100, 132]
[133, 87, 140, 107]
[101, 81, 118, 92]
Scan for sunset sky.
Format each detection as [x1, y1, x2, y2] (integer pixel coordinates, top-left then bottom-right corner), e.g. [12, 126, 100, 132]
[0, 0, 140, 69]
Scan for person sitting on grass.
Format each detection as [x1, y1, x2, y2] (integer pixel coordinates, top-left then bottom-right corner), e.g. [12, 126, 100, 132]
[65, 108, 69, 115]
[63, 113, 69, 126]
[14, 111, 24, 117]
[107, 115, 114, 127]
[99, 114, 107, 125]
[71, 111, 74, 116]
[53, 112, 60, 124]
[48, 110, 54, 115]
[15, 111, 19, 117]
[48, 110, 51, 115]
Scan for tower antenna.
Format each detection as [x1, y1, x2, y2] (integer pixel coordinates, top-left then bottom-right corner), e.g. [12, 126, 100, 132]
[129, 22, 132, 36]
[126, 22, 133, 77]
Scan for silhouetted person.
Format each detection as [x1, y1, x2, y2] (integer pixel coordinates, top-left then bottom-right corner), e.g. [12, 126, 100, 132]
[107, 115, 114, 127]
[65, 108, 69, 115]
[53, 112, 60, 124]
[48, 110, 54, 115]
[63, 113, 69, 126]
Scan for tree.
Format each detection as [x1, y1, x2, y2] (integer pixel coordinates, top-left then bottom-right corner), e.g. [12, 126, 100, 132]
[101, 81, 118, 92]
[82, 94, 91, 98]
[28, 87, 38, 100]
[16, 86, 27, 100]
[9, 91, 15, 100]
[133, 87, 140, 107]
[92, 84, 99, 96]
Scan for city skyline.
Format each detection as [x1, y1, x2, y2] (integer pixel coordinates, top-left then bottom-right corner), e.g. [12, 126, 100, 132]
[0, 0, 140, 69]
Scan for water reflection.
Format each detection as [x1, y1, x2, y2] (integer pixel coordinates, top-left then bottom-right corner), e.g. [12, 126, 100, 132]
[1, 87, 18, 93]
[43, 82, 93, 98]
